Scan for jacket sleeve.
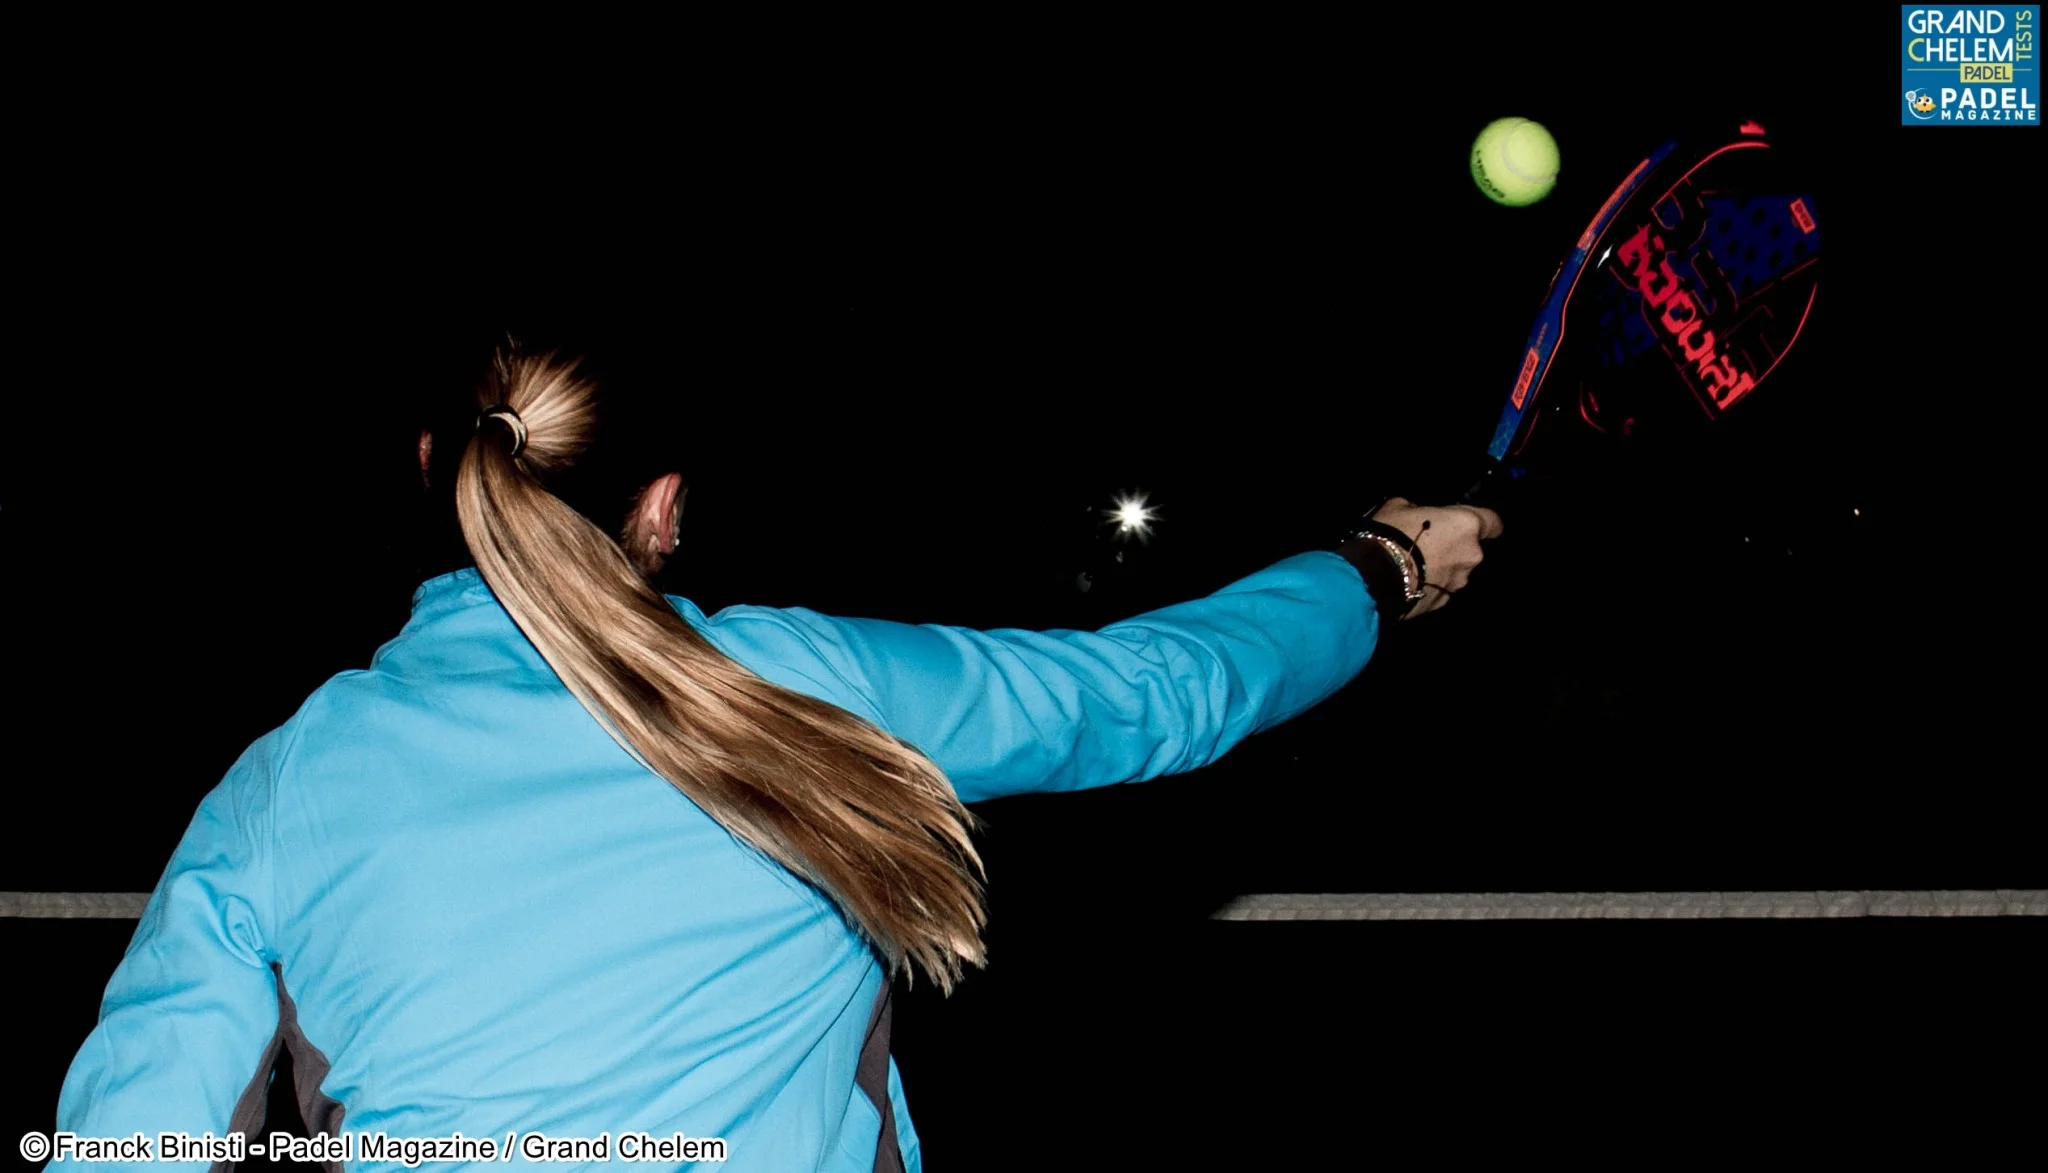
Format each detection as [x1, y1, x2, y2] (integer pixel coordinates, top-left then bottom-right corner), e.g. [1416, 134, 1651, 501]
[695, 550, 1379, 804]
[54, 732, 286, 1170]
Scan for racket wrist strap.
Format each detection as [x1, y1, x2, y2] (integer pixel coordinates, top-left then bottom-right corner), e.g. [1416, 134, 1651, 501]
[1337, 519, 1426, 619]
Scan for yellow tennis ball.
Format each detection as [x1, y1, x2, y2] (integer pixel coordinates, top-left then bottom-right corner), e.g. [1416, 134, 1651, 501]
[1471, 117, 1559, 207]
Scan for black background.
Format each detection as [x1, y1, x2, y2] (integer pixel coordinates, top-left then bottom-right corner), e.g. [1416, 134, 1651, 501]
[6, 9, 2040, 1167]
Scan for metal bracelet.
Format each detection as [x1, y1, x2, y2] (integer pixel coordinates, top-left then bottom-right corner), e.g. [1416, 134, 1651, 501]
[1344, 529, 1425, 606]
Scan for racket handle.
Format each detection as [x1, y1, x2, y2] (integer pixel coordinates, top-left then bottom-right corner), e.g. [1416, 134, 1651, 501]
[1460, 457, 1508, 509]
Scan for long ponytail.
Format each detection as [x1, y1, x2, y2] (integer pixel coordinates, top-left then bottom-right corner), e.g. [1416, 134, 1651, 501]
[454, 351, 986, 990]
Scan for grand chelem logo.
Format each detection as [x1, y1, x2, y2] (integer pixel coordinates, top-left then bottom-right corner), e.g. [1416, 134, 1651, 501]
[1900, 6, 2040, 125]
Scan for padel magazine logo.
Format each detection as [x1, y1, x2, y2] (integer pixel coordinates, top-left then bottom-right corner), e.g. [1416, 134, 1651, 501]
[1902, 6, 2039, 124]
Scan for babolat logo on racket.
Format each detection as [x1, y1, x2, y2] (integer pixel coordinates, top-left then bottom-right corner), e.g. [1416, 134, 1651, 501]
[1612, 221, 1758, 412]
[1588, 140, 1821, 425]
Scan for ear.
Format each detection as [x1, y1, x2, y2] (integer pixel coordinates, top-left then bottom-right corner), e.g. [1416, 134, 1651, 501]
[635, 472, 688, 557]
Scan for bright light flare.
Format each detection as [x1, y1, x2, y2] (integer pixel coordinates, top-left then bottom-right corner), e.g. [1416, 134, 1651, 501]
[1108, 492, 1157, 539]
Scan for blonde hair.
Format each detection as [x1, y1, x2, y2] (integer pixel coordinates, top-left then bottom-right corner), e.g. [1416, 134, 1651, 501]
[456, 351, 986, 990]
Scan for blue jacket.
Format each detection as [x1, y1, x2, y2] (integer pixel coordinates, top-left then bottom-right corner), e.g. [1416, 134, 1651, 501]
[57, 552, 1377, 1171]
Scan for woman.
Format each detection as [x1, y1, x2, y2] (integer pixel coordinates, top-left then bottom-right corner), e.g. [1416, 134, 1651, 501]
[57, 349, 1499, 1172]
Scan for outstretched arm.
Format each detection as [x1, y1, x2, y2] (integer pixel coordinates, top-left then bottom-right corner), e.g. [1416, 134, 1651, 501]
[687, 501, 1500, 803]
[691, 550, 1379, 804]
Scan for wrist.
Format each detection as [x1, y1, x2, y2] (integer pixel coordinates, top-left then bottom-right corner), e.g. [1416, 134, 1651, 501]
[1336, 522, 1426, 619]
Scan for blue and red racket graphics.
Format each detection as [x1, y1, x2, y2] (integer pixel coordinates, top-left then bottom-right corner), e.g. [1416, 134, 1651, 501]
[1474, 121, 1820, 494]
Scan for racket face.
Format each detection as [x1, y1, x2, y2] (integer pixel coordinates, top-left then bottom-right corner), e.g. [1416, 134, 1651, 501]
[1487, 123, 1821, 471]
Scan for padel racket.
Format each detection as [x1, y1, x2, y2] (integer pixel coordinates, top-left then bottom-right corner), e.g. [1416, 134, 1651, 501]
[1467, 120, 1821, 500]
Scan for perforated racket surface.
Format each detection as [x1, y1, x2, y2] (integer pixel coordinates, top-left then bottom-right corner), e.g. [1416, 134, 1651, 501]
[1471, 121, 1821, 498]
